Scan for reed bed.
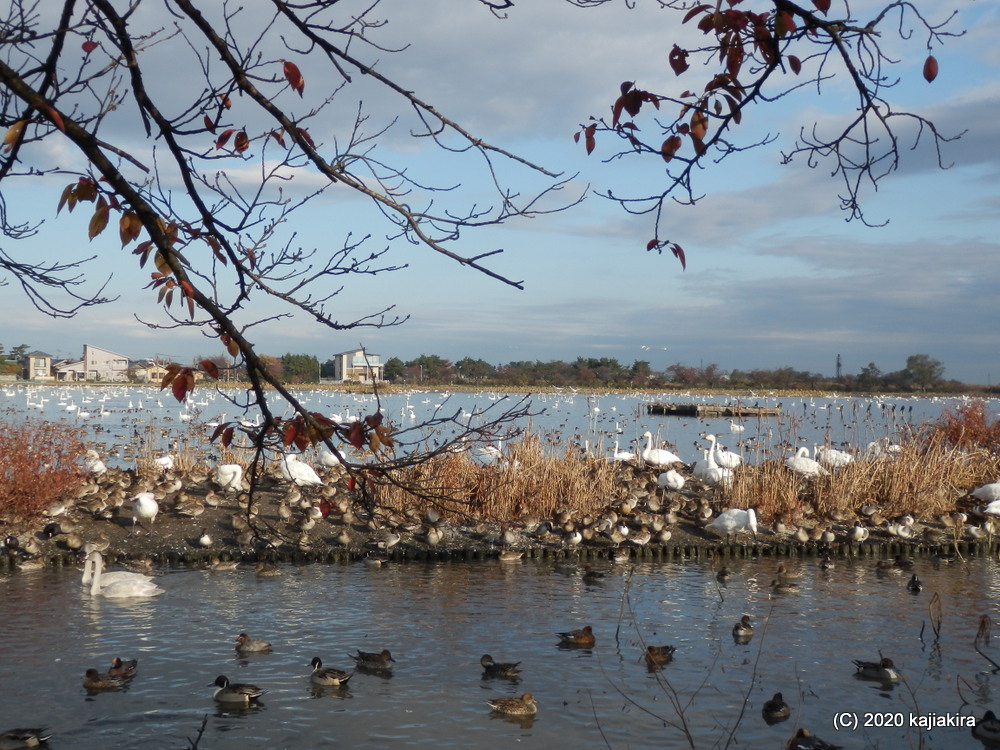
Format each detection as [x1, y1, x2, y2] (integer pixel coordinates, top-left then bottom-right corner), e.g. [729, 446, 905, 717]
[368, 433, 623, 523]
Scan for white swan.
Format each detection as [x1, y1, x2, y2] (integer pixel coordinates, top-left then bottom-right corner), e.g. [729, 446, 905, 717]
[214, 463, 244, 492]
[706, 508, 757, 541]
[640, 432, 682, 468]
[702, 445, 734, 488]
[657, 469, 685, 491]
[131, 492, 159, 532]
[815, 445, 853, 470]
[971, 481, 1000, 503]
[728, 419, 745, 433]
[785, 447, 829, 478]
[84, 551, 163, 598]
[704, 433, 742, 470]
[609, 439, 635, 462]
[280, 453, 324, 487]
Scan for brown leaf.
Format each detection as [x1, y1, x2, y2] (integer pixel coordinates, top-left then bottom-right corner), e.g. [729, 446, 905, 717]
[660, 135, 682, 162]
[203, 115, 216, 134]
[215, 129, 235, 150]
[219, 93, 232, 109]
[221, 426, 234, 448]
[669, 45, 689, 76]
[57, 183, 74, 214]
[682, 4, 712, 24]
[690, 109, 708, 141]
[2, 120, 26, 152]
[348, 420, 365, 450]
[88, 196, 110, 240]
[788, 55, 802, 75]
[270, 129, 286, 148]
[584, 123, 597, 155]
[119, 211, 142, 248]
[923, 55, 938, 83]
[44, 105, 65, 133]
[671, 243, 687, 271]
[282, 60, 305, 96]
[233, 130, 249, 153]
[296, 127, 315, 149]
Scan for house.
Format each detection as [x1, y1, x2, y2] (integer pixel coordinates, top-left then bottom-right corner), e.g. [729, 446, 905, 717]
[55, 344, 129, 382]
[329, 348, 383, 383]
[21, 351, 54, 381]
[129, 359, 170, 383]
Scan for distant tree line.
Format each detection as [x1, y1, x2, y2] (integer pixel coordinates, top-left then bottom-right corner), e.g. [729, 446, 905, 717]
[368, 352, 972, 393]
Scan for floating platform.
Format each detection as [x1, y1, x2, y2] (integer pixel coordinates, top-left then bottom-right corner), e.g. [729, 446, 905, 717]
[646, 403, 782, 418]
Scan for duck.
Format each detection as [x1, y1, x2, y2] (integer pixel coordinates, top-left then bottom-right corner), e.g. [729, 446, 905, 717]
[0, 728, 51, 749]
[785, 727, 843, 749]
[480, 654, 522, 678]
[209, 557, 240, 572]
[309, 657, 353, 687]
[349, 648, 395, 671]
[235, 633, 272, 654]
[255, 562, 282, 577]
[762, 692, 791, 723]
[211, 675, 265, 704]
[83, 668, 127, 691]
[906, 574, 922, 593]
[769, 578, 799, 594]
[643, 644, 676, 668]
[853, 656, 900, 682]
[639, 431, 682, 468]
[732, 615, 753, 641]
[83, 551, 163, 598]
[972, 710, 1000, 746]
[556, 625, 595, 647]
[487, 693, 537, 716]
[582, 565, 605, 584]
[107, 657, 138, 679]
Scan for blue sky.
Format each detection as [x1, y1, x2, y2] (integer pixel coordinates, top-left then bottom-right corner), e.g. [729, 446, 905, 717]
[2, 1, 999, 384]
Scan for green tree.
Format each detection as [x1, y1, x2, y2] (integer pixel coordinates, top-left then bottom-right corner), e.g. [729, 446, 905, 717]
[455, 357, 496, 382]
[281, 353, 319, 384]
[857, 362, 883, 390]
[10, 344, 29, 361]
[904, 354, 945, 391]
[383, 357, 405, 382]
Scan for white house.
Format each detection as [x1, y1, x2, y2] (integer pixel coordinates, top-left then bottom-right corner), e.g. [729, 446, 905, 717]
[329, 348, 383, 383]
[55, 344, 129, 382]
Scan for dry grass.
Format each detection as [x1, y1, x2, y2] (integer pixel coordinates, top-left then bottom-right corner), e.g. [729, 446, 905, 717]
[368, 433, 623, 523]
[0, 419, 87, 524]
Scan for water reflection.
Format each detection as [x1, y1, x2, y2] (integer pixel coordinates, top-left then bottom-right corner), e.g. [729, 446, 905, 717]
[2, 556, 1000, 748]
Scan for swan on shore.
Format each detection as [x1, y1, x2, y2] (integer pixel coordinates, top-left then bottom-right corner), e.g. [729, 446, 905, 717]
[639, 432, 682, 468]
[83, 551, 163, 598]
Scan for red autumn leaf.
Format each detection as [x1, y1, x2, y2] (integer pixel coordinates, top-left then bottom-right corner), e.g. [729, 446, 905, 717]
[788, 55, 802, 75]
[170, 368, 194, 402]
[221, 333, 240, 358]
[82, 40, 99, 53]
[215, 129, 235, 149]
[612, 95, 626, 128]
[584, 123, 597, 155]
[572, 131, 581, 143]
[233, 130, 249, 153]
[348, 420, 365, 450]
[210, 423, 228, 443]
[646, 239, 659, 251]
[682, 4, 712, 24]
[923, 55, 938, 83]
[44, 105, 65, 133]
[669, 45, 689, 76]
[283, 420, 300, 447]
[199, 359, 220, 380]
[203, 115, 216, 134]
[671, 243, 687, 270]
[296, 127, 315, 149]
[270, 130, 286, 148]
[282, 60, 305, 96]
[221, 426, 234, 448]
[812, 0, 831, 13]
[347, 476, 356, 491]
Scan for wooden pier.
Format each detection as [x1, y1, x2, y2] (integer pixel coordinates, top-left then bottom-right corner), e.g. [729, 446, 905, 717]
[646, 403, 782, 418]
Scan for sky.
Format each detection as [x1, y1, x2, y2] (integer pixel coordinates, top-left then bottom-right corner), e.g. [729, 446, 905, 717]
[2, 0, 999, 384]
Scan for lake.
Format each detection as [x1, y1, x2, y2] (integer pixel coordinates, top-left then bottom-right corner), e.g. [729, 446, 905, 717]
[1, 553, 997, 749]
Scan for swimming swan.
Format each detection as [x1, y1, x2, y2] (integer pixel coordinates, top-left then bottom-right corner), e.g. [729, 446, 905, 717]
[84, 551, 163, 598]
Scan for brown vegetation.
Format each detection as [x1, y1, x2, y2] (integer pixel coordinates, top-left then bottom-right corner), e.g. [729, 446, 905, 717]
[0, 419, 86, 523]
